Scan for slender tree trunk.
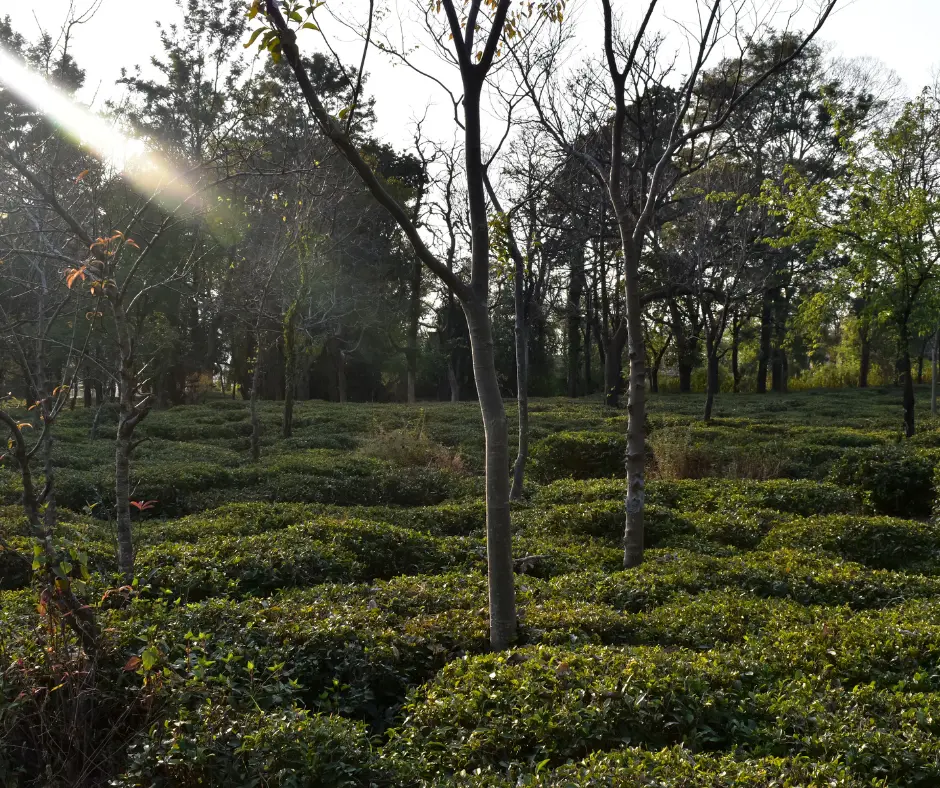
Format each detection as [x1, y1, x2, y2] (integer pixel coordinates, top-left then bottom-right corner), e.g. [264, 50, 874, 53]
[900, 322, 916, 437]
[566, 243, 585, 398]
[703, 341, 719, 423]
[464, 299, 516, 648]
[669, 300, 694, 393]
[620, 238, 647, 569]
[510, 250, 528, 501]
[731, 315, 742, 394]
[447, 355, 460, 402]
[584, 310, 592, 395]
[757, 287, 773, 394]
[115, 417, 135, 577]
[917, 336, 929, 384]
[859, 319, 871, 388]
[282, 304, 297, 439]
[250, 347, 263, 462]
[932, 327, 938, 416]
[407, 257, 421, 404]
[337, 350, 348, 404]
[604, 321, 627, 407]
[771, 292, 788, 393]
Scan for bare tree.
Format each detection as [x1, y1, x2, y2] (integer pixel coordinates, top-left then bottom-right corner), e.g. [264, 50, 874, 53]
[517, 0, 837, 568]
[248, 0, 560, 649]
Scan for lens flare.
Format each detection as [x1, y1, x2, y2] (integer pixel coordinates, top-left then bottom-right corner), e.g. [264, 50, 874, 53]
[0, 44, 207, 216]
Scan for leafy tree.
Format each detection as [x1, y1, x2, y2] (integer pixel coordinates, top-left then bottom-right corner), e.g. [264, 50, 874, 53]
[770, 90, 940, 436]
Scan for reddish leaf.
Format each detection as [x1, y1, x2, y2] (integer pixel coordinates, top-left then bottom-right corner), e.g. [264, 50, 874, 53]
[123, 656, 142, 672]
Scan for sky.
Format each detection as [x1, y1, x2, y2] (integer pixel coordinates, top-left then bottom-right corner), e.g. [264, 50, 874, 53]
[4, 0, 940, 149]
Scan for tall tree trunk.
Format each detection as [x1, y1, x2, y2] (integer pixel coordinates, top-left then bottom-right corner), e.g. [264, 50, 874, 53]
[900, 324, 916, 437]
[917, 336, 929, 385]
[859, 322, 871, 388]
[282, 303, 297, 439]
[603, 321, 627, 407]
[112, 300, 149, 581]
[757, 287, 773, 394]
[566, 243, 585, 398]
[703, 340, 719, 423]
[250, 347, 263, 462]
[731, 315, 742, 394]
[447, 354, 460, 402]
[669, 300, 694, 393]
[620, 238, 647, 569]
[771, 291, 788, 393]
[407, 257, 421, 404]
[584, 309, 592, 395]
[932, 327, 938, 416]
[510, 246, 528, 501]
[463, 299, 516, 649]
[337, 350, 348, 404]
[114, 416, 135, 577]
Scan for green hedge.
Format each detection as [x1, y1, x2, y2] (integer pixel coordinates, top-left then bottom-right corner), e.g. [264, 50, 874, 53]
[386, 644, 755, 773]
[828, 445, 937, 517]
[549, 548, 940, 611]
[137, 518, 481, 599]
[117, 707, 403, 788]
[443, 748, 881, 787]
[534, 478, 860, 517]
[761, 515, 940, 571]
[529, 431, 625, 483]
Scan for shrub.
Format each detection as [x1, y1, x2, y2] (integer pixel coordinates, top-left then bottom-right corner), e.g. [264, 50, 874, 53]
[359, 413, 466, 474]
[514, 500, 693, 546]
[136, 518, 480, 598]
[529, 431, 625, 483]
[689, 508, 792, 549]
[649, 426, 786, 480]
[443, 748, 881, 787]
[828, 445, 937, 517]
[762, 515, 940, 571]
[549, 548, 940, 612]
[534, 478, 861, 517]
[386, 644, 756, 773]
[117, 707, 404, 787]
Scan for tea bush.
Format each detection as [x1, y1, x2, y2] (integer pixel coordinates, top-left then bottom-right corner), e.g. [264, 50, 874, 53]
[386, 644, 758, 773]
[762, 515, 940, 570]
[828, 445, 937, 517]
[117, 707, 405, 788]
[528, 431, 625, 482]
[6, 389, 940, 786]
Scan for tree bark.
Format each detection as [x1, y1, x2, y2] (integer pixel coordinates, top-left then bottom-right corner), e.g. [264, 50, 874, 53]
[407, 257, 421, 404]
[250, 346, 263, 462]
[604, 321, 627, 407]
[566, 243, 585, 398]
[757, 287, 773, 393]
[464, 299, 516, 648]
[620, 238, 646, 569]
[731, 314, 742, 394]
[669, 300, 695, 393]
[703, 343, 720, 422]
[859, 319, 871, 388]
[282, 303, 297, 439]
[115, 417, 135, 577]
[900, 325, 916, 437]
[510, 241, 529, 501]
[447, 354, 460, 402]
[932, 327, 938, 416]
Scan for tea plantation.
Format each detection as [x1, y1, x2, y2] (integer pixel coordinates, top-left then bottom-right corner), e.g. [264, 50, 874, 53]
[4, 387, 940, 786]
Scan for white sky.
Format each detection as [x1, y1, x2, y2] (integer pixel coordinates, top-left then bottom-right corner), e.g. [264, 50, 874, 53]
[3, 0, 939, 149]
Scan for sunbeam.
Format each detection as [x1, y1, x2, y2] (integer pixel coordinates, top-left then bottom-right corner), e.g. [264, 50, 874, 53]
[0, 44, 207, 216]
